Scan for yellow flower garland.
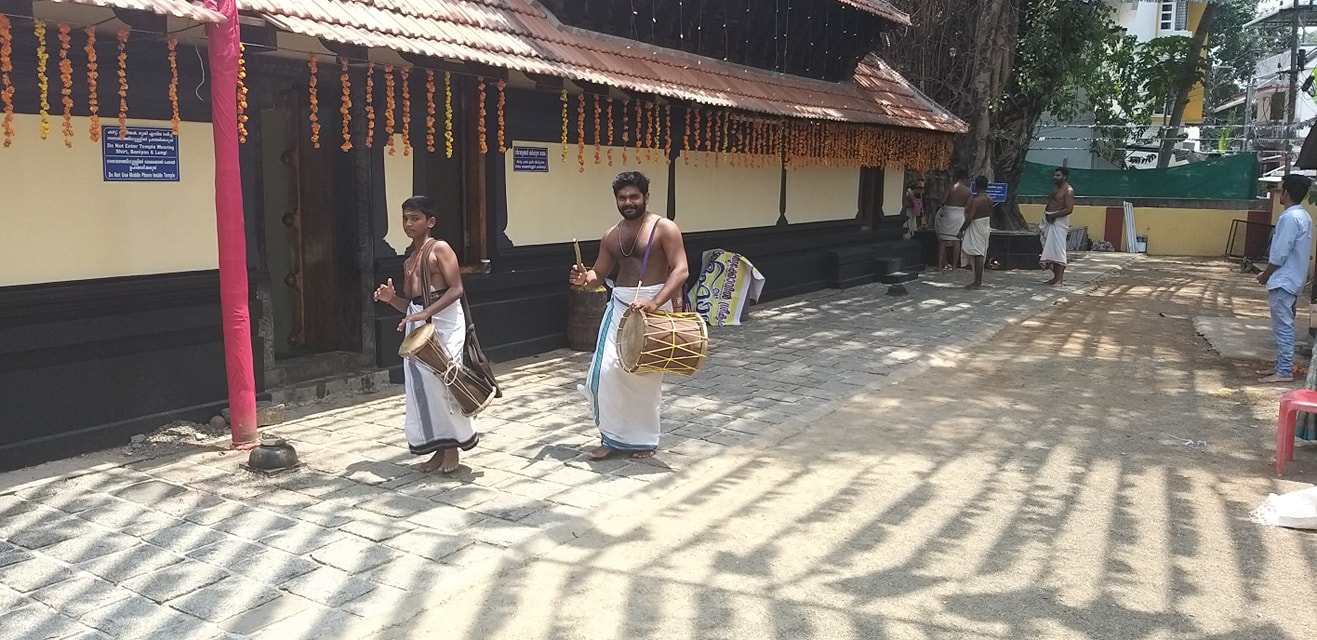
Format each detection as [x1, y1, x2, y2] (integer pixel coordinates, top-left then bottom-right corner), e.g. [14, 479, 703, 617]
[443, 71, 453, 158]
[35, 20, 49, 140]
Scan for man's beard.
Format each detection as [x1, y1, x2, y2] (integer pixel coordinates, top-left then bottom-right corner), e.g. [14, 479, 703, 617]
[619, 206, 644, 220]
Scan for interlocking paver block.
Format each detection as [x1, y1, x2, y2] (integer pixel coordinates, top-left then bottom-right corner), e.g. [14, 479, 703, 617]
[38, 531, 141, 564]
[139, 520, 231, 553]
[29, 574, 134, 618]
[187, 538, 319, 585]
[215, 593, 316, 635]
[111, 479, 190, 504]
[166, 575, 282, 623]
[120, 561, 228, 603]
[336, 511, 419, 543]
[383, 528, 471, 562]
[79, 594, 219, 640]
[0, 604, 88, 640]
[278, 565, 377, 608]
[246, 605, 360, 640]
[310, 535, 401, 573]
[211, 510, 299, 540]
[258, 522, 343, 555]
[79, 544, 185, 583]
[0, 555, 76, 592]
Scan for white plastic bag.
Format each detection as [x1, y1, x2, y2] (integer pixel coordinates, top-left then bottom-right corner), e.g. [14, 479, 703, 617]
[1251, 486, 1317, 529]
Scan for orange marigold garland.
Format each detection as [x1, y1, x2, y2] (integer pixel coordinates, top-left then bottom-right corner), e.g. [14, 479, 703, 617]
[633, 99, 642, 162]
[84, 27, 97, 142]
[0, 15, 13, 148]
[400, 66, 411, 156]
[166, 35, 179, 136]
[443, 71, 453, 158]
[35, 19, 49, 140]
[58, 24, 74, 147]
[384, 65, 395, 155]
[664, 104, 671, 164]
[560, 88, 568, 163]
[424, 69, 435, 153]
[576, 91, 585, 172]
[496, 79, 506, 154]
[683, 107, 691, 165]
[606, 96, 614, 166]
[340, 57, 352, 152]
[235, 42, 247, 143]
[365, 63, 375, 149]
[477, 76, 487, 156]
[592, 93, 600, 165]
[621, 98, 629, 165]
[703, 107, 711, 167]
[308, 55, 320, 149]
[115, 28, 128, 140]
[644, 101, 653, 162]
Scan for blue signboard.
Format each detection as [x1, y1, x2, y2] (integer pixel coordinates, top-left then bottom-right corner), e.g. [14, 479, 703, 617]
[971, 181, 1009, 204]
[102, 126, 180, 182]
[512, 146, 549, 172]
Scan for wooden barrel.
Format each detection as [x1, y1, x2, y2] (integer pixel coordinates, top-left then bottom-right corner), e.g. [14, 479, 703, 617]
[567, 285, 609, 351]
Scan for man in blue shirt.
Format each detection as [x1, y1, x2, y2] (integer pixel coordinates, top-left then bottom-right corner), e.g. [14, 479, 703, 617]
[1258, 173, 1314, 383]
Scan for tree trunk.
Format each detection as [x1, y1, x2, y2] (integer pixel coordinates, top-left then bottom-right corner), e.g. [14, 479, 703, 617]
[993, 103, 1044, 231]
[1156, 3, 1218, 169]
[969, 0, 1009, 178]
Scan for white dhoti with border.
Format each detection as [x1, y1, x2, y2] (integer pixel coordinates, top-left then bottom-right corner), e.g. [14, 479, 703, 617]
[1040, 211, 1069, 267]
[962, 217, 991, 257]
[402, 301, 479, 454]
[936, 206, 966, 241]
[578, 284, 670, 452]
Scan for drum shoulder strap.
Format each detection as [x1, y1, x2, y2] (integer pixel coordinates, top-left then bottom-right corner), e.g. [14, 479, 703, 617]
[418, 239, 437, 316]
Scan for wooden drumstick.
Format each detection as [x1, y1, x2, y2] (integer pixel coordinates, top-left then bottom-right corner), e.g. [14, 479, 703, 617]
[573, 238, 584, 270]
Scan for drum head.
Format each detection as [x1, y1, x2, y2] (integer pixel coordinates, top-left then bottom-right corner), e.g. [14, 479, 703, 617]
[398, 323, 435, 358]
[617, 310, 646, 371]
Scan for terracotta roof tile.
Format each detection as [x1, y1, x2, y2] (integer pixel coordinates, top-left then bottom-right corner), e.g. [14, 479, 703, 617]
[833, 0, 910, 26]
[51, 0, 225, 23]
[240, 0, 965, 133]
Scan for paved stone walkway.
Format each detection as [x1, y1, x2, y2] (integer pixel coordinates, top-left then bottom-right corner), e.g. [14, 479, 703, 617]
[0, 255, 1134, 640]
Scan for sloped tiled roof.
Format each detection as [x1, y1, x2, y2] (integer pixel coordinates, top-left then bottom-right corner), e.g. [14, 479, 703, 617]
[240, 0, 965, 134]
[833, 0, 911, 26]
[51, 0, 225, 23]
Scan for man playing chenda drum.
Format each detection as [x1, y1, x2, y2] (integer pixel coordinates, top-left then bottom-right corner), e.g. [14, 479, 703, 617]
[569, 171, 690, 459]
[373, 195, 478, 474]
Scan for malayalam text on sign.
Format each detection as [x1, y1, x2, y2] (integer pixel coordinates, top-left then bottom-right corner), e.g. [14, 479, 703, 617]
[512, 146, 549, 172]
[102, 126, 181, 182]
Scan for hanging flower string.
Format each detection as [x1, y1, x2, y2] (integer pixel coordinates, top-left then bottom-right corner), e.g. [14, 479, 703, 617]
[115, 28, 128, 140]
[496, 79, 506, 154]
[477, 76, 487, 155]
[560, 88, 568, 163]
[592, 93, 600, 165]
[621, 98, 629, 165]
[633, 99, 641, 162]
[664, 104, 672, 164]
[576, 91, 585, 172]
[166, 36, 179, 136]
[308, 55, 320, 149]
[365, 63, 375, 149]
[236, 42, 247, 143]
[35, 20, 49, 140]
[400, 66, 411, 156]
[0, 15, 13, 148]
[606, 96, 614, 166]
[84, 27, 97, 142]
[58, 24, 74, 146]
[443, 71, 453, 158]
[424, 69, 435, 153]
[645, 101, 654, 163]
[340, 57, 352, 152]
[384, 65, 395, 155]
[683, 107, 691, 165]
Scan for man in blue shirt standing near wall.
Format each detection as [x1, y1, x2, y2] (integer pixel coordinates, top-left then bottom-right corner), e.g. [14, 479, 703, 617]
[1258, 173, 1314, 384]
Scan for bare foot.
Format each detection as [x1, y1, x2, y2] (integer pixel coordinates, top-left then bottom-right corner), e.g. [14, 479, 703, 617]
[1258, 374, 1295, 384]
[630, 450, 656, 459]
[419, 452, 443, 473]
[588, 445, 614, 460]
[1043, 278, 1059, 285]
[439, 448, 461, 474]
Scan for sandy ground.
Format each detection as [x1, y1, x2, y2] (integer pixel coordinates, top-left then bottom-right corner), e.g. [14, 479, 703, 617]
[379, 258, 1317, 640]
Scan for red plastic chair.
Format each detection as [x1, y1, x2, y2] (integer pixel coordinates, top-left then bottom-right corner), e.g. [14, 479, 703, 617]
[1276, 389, 1317, 475]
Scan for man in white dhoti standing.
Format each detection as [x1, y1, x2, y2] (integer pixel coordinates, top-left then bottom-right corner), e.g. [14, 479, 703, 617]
[1040, 167, 1074, 285]
[957, 175, 994, 290]
[569, 171, 690, 459]
[936, 169, 971, 270]
[373, 196, 479, 474]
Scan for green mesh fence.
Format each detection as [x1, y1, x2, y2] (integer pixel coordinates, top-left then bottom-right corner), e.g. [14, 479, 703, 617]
[1018, 154, 1259, 199]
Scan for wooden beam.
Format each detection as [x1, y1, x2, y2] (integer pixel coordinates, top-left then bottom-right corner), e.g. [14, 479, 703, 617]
[318, 39, 368, 62]
[111, 8, 166, 33]
[522, 73, 564, 92]
[460, 75, 490, 264]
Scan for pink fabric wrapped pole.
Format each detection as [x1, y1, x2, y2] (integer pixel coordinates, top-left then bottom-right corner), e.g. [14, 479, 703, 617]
[206, 0, 258, 448]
